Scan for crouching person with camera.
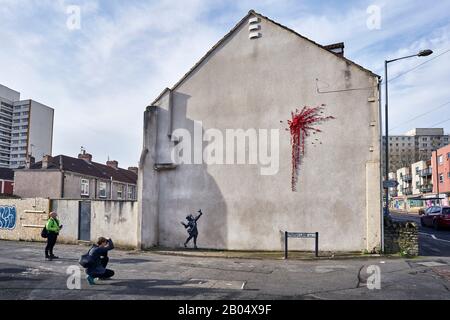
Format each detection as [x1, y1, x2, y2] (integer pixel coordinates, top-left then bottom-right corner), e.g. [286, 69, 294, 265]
[80, 237, 115, 285]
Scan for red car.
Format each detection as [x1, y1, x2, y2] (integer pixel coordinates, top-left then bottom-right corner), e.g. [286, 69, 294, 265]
[420, 206, 450, 230]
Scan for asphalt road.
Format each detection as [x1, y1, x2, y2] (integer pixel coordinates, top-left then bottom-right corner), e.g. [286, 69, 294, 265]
[1, 240, 450, 300]
[390, 213, 450, 257]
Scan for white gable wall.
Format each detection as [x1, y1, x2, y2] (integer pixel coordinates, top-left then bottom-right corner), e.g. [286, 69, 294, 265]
[140, 14, 381, 252]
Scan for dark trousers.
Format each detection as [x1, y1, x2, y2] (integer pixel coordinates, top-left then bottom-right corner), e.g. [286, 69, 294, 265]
[45, 233, 58, 257]
[89, 256, 114, 279]
[98, 269, 115, 279]
[89, 269, 115, 280]
[185, 233, 198, 246]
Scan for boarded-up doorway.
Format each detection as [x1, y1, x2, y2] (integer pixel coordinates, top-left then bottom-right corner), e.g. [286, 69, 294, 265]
[78, 201, 91, 241]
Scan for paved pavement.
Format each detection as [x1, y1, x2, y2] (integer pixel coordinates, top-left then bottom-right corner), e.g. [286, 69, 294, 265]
[390, 212, 450, 257]
[0, 240, 450, 299]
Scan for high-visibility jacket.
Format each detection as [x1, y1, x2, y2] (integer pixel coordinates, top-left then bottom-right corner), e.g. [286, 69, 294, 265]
[45, 217, 61, 233]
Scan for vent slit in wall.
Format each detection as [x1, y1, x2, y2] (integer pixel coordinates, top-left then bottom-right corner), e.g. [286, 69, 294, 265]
[248, 16, 261, 39]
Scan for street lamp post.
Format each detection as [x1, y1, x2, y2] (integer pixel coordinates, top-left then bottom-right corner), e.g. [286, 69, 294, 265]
[383, 49, 433, 250]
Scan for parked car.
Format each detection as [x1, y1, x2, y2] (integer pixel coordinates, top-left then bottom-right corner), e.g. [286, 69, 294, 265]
[420, 206, 450, 230]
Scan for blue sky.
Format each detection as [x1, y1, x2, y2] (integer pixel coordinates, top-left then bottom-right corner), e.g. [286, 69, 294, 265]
[0, 0, 449, 167]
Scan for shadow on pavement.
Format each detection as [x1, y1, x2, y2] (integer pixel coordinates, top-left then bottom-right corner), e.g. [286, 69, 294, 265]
[102, 278, 242, 298]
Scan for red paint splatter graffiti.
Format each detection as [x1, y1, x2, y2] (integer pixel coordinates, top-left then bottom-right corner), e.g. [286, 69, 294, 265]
[285, 105, 335, 191]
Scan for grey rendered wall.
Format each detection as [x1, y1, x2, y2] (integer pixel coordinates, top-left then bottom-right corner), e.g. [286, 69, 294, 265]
[63, 172, 95, 199]
[63, 172, 112, 200]
[52, 199, 138, 248]
[13, 170, 62, 198]
[142, 16, 381, 251]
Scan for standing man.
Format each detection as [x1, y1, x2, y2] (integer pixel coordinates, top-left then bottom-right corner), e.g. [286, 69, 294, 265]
[45, 212, 62, 261]
[181, 209, 203, 249]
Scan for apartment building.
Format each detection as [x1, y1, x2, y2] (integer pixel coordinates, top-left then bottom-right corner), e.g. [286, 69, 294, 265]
[0, 84, 54, 168]
[382, 128, 449, 173]
[410, 160, 433, 195]
[396, 167, 412, 196]
[432, 144, 450, 196]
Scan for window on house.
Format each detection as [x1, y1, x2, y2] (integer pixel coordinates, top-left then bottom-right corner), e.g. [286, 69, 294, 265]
[439, 174, 444, 183]
[99, 182, 107, 198]
[117, 184, 123, 200]
[81, 179, 89, 196]
[439, 155, 443, 165]
[128, 185, 136, 200]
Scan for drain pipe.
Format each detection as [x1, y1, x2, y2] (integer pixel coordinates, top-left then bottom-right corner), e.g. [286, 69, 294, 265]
[167, 88, 173, 138]
[378, 76, 384, 253]
[59, 155, 65, 198]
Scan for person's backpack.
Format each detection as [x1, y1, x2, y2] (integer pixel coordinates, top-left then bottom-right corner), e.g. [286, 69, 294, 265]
[79, 247, 95, 268]
[41, 226, 48, 238]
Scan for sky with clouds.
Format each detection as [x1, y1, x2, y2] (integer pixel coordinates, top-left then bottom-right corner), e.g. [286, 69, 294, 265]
[0, 0, 449, 167]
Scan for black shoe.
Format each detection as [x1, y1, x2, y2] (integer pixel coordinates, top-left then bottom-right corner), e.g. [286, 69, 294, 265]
[50, 255, 59, 259]
[45, 257, 52, 261]
[184, 243, 187, 248]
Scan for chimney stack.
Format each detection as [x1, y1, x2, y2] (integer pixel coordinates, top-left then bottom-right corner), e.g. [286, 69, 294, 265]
[78, 150, 92, 163]
[42, 155, 53, 169]
[107, 160, 119, 169]
[25, 156, 35, 169]
[324, 42, 344, 57]
[128, 167, 138, 175]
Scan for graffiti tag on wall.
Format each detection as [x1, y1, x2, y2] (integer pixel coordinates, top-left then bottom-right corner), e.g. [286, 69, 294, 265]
[0, 206, 17, 230]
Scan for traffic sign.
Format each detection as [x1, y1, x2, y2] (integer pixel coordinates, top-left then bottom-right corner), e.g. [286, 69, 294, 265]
[383, 180, 399, 189]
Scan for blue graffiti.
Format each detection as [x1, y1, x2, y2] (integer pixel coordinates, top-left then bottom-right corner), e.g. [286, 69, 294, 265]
[0, 206, 17, 230]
